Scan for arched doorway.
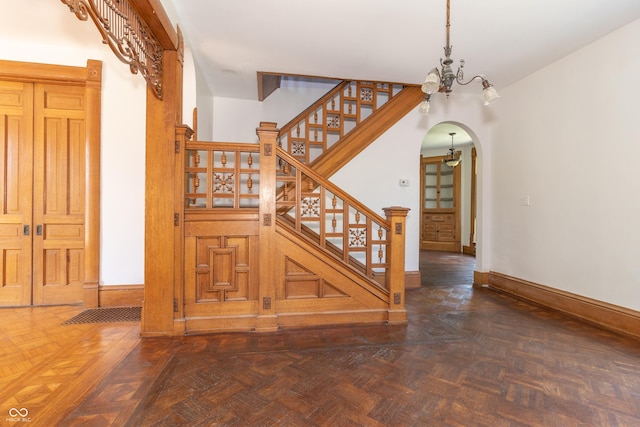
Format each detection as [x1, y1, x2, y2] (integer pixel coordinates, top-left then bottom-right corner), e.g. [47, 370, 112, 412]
[420, 122, 477, 285]
[420, 122, 477, 255]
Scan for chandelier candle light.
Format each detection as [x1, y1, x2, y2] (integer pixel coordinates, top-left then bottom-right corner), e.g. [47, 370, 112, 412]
[419, 0, 500, 114]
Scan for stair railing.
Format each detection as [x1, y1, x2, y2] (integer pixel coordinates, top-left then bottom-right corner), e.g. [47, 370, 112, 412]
[183, 138, 390, 276]
[278, 80, 404, 164]
[275, 147, 391, 287]
[182, 139, 397, 290]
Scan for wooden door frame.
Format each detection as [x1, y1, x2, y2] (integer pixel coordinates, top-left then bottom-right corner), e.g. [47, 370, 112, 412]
[462, 147, 477, 255]
[0, 59, 102, 307]
[419, 154, 462, 252]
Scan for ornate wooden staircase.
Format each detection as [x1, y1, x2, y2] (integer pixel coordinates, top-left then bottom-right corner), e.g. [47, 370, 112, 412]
[175, 123, 409, 334]
[170, 79, 419, 335]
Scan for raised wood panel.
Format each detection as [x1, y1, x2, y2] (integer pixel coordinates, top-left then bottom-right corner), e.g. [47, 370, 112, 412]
[0, 80, 33, 306]
[184, 220, 260, 331]
[1, 249, 20, 286]
[275, 225, 389, 317]
[44, 90, 85, 110]
[0, 90, 24, 108]
[42, 248, 84, 285]
[194, 235, 255, 303]
[0, 224, 20, 238]
[284, 257, 348, 299]
[42, 116, 86, 216]
[45, 224, 84, 239]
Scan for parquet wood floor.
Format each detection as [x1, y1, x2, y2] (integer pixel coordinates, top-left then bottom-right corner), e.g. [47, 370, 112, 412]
[2, 251, 640, 426]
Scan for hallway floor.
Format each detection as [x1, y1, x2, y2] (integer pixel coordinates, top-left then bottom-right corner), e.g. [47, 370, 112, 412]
[1, 251, 640, 426]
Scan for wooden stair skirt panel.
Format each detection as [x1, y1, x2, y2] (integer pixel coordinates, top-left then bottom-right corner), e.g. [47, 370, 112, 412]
[275, 221, 392, 329]
[180, 218, 395, 335]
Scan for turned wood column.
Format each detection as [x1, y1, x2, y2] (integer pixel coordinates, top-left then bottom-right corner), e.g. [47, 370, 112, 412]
[256, 122, 279, 332]
[383, 206, 410, 325]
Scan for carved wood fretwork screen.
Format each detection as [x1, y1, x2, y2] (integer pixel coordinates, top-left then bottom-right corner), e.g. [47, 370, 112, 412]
[61, 0, 163, 99]
[185, 143, 261, 208]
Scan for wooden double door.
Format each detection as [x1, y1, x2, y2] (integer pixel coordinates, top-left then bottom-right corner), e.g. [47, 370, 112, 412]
[0, 60, 101, 306]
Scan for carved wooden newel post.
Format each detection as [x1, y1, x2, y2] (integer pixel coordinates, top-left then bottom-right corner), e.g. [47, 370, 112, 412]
[383, 206, 410, 325]
[256, 122, 280, 331]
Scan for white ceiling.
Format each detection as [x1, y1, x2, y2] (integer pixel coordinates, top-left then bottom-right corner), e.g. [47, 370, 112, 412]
[160, 0, 640, 102]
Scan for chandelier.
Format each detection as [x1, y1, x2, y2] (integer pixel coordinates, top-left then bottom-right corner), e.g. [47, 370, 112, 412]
[419, 0, 500, 114]
[444, 132, 461, 167]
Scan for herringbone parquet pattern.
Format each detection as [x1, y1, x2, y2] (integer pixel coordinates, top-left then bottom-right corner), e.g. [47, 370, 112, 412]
[2, 251, 640, 426]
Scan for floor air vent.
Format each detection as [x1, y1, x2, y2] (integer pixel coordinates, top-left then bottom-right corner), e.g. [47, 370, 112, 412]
[62, 307, 141, 325]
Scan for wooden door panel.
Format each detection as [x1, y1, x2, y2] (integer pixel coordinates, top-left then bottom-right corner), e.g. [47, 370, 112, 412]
[437, 223, 455, 241]
[40, 247, 85, 305]
[0, 81, 33, 306]
[184, 223, 259, 322]
[32, 84, 85, 305]
[193, 235, 255, 303]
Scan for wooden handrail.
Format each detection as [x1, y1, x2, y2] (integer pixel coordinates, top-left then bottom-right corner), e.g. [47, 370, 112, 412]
[275, 147, 390, 283]
[276, 148, 388, 227]
[310, 85, 423, 177]
[277, 80, 406, 164]
[277, 81, 348, 141]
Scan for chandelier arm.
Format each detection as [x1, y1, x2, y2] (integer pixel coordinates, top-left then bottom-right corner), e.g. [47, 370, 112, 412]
[455, 74, 486, 86]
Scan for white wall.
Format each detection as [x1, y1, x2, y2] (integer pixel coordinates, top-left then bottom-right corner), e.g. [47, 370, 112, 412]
[212, 79, 338, 142]
[0, 0, 147, 285]
[490, 18, 640, 310]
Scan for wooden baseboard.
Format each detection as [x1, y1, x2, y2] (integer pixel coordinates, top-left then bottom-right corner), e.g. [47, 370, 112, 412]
[83, 282, 99, 308]
[99, 284, 144, 307]
[487, 272, 640, 340]
[473, 270, 490, 286]
[405, 270, 421, 289]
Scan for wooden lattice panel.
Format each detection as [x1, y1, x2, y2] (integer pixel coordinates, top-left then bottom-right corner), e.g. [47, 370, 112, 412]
[185, 143, 260, 209]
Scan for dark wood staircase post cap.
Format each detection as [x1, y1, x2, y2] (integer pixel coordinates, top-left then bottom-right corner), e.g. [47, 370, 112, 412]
[257, 121, 279, 133]
[382, 206, 410, 217]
